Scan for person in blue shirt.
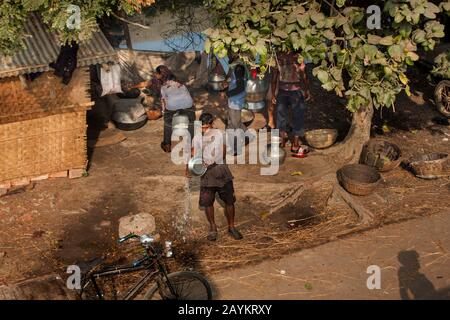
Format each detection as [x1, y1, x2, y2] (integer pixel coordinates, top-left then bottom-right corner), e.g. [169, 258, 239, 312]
[224, 63, 247, 131]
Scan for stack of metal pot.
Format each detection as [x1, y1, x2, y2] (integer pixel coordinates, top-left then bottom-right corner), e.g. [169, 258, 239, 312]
[245, 71, 270, 112]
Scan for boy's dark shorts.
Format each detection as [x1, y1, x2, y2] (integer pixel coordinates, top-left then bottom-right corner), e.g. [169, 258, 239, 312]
[199, 181, 236, 207]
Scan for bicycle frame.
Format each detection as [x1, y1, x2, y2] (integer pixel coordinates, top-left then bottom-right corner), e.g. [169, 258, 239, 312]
[83, 252, 177, 300]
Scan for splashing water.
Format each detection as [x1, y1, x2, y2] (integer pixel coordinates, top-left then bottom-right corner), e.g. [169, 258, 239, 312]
[174, 177, 192, 243]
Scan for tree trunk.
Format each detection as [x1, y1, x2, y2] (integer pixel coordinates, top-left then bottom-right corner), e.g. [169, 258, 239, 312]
[322, 101, 374, 164]
[119, 11, 133, 50]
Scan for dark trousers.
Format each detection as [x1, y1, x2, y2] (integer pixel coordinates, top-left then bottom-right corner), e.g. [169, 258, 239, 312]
[163, 107, 195, 145]
[276, 90, 307, 136]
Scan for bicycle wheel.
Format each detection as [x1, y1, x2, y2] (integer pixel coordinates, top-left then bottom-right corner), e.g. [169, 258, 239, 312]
[435, 80, 450, 118]
[143, 271, 212, 300]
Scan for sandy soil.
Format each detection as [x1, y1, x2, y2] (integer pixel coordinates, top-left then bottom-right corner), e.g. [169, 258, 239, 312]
[0, 65, 449, 294]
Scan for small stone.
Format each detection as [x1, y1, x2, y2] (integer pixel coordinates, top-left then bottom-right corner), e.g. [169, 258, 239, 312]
[0, 252, 6, 259]
[19, 213, 33, 223]
[443, 138, 449, 142]
[32, 230, 46, 238]
[100, 220, 111, 228]
[118, 212, 156, 238]
[280, 270, 286, 275]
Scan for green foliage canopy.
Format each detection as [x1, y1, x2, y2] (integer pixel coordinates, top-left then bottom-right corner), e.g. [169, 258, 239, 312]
[204, 0, 450, 112]
[432, 50, 450, 79]
[0, 0, 155, 55]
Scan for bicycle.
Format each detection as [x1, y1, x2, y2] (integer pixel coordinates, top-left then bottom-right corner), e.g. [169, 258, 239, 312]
[77, 233, 212, 300]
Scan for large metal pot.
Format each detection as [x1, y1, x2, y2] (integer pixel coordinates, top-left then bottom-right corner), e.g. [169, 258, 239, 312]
[208, 73, 226, 91]
[245, 72, 270, 112]
[112, 98, 148, 131]
[246, 75, 269, 101]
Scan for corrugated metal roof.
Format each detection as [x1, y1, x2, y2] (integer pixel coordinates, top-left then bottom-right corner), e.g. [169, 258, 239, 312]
[0, 13, 118, 79]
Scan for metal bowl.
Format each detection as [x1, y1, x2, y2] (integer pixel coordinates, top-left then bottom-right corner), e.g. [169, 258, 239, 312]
[188, 156, 207, 177]
[241, 109, 255, 127]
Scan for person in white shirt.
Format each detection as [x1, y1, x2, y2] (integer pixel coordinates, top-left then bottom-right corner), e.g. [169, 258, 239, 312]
[160, 74, 195, 153]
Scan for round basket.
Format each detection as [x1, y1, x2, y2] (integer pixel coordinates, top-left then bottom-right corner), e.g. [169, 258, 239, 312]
[146, 109, 162, 120]
[360, 139, 402, 172]
[407, 153, 449, 179]
[337, 164, 381, 196]
[305, 129, 338, 149]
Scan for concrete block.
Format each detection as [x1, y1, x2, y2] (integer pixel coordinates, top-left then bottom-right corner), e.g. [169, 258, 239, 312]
[69, 169, 85, 179]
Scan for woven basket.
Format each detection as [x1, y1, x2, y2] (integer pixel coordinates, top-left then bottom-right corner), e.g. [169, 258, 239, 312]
[360, 139, 402, 172]
[305, 129, 338, 149]
[408, 153, 449, 179]
[337, 164, 381, 196]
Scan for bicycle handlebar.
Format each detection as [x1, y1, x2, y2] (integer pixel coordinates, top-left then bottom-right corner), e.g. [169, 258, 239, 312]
[118, 233, 139, 244]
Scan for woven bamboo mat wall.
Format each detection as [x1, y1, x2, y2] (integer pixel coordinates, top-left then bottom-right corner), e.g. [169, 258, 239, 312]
[0, 68, 91, 125]
[0, 111, 87, 182]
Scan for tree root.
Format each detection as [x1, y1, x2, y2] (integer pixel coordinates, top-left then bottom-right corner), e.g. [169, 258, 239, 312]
[268, 173, 335, 215]
[327, 180, 374, 225]
[267, 173, 374, 226]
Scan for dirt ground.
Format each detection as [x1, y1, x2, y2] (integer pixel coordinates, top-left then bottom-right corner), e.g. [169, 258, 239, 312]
[0, 65, 449, 296]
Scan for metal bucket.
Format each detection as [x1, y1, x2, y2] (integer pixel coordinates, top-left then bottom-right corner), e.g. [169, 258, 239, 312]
[172, 112, 190, 130]
[245, 101, 266, 112]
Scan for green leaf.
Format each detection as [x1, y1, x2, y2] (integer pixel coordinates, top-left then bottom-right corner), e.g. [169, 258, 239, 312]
[310, 12, 325, 23]
[367, 34, 382, 45]
[273, 29, 288, 39]
[323, 29, 335, 40]
[335, 16, 347, 28]
[297, 14, 310, 28]
[399, 73, 409, 85]
[394, 13, 404, 23]
[406, 51, 419, 61]
[317, 70, 329, 84]
[330, 67, 342, 81]
[379, 36, 394, 46]
[388, 45, 403, 61]
[204, 38, 211, 54]
[336, 0, 346, 8]
[343, 23, 352, 35]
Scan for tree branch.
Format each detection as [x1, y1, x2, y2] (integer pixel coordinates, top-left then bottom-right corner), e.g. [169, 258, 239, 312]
[111, 12, 152, 30]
